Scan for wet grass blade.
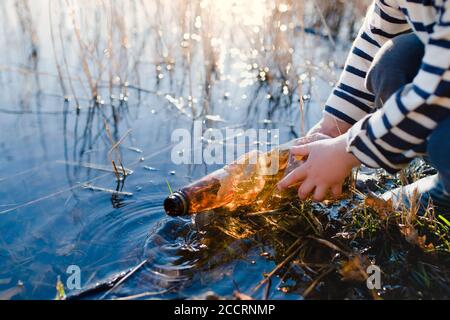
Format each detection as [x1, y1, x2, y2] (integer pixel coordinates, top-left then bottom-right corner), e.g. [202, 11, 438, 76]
[166, 178, 173, 195]
[439, 215, 450, 228]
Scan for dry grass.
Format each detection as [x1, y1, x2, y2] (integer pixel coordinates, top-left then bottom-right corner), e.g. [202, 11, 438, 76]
[7, 0, 371, 115]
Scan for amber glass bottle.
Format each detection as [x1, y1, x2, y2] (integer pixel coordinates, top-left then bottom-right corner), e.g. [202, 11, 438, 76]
[164, 140, 304, 216]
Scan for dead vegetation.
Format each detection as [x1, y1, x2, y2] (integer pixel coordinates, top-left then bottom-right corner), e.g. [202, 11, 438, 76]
[178, 160, 450, 300]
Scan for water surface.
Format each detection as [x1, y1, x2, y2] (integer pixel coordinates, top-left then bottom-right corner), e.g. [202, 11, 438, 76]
[0, 0, 344, 299]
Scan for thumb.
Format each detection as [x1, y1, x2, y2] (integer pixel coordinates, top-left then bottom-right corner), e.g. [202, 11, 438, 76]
[290, 144, 311, 157]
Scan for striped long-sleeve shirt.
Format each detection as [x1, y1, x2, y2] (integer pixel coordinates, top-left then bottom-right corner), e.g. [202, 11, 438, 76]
[324, 0, 450, 174]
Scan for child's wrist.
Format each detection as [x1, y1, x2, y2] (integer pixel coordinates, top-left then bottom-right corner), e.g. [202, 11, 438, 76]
[336, 134, 361, 168]
[317, 114, 352, 138]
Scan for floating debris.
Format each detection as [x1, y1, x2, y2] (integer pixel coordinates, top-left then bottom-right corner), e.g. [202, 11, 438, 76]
[56, 161, 134, 175]
[127, 146, 143, 154]
[169, 171, 176, 176]
[81, 184, 133, 197]
[204, 115, 226, 123]
[0, 281, 24, 300]
[234, 291, 254, 300]
[165, 95, 191, 117]
[278, 287, 290, 293]
[144, 166, 158, 172]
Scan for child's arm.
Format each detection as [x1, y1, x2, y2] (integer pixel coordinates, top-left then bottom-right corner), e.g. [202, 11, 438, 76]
[319, 0, 410, 132]
[279, 0, 411, 200]
[347, 1, 450, 174]
[279, 1, 450, 201]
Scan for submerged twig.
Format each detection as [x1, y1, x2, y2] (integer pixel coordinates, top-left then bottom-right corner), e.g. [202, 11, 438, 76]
[66, 259, 148, 300]
[307, 235, 350, 256]
[115, 290, 171, 300]
[81, 184, 133, 197]
[253, 238, 304, 292]
[99, 259, 148, 300]
[56, 160, 133, 175]
[302, 267, 335, 298]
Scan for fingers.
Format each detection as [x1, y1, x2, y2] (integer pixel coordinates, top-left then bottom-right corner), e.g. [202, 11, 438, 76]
[277, 165, 307, 190]
[313, 185, 329, 202]
[311, 184, 343, 201]
[304, 133, 332, 144]
[301, 184, 338, 202]
[294, 136, 310, 146]
[298, 180, 315, 200]
[290, 144, 311, 157]
[298, 184, 343, 202]
[331, 184, 343, 199]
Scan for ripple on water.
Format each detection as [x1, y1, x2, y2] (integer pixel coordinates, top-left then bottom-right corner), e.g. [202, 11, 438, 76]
[140, 218, 200, 293]
[74, 192, 202, 298]
[74, 197, 165, 281]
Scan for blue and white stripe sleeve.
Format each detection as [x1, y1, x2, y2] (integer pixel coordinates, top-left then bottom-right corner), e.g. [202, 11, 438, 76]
[347, 0, 450, 174]
[324, 0, 410, 125]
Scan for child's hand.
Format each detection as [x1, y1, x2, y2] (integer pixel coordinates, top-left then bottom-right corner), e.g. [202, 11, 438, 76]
[277, 133, 360, 201]
[294, 132, 332, 145]
[308, 114, 352, 138]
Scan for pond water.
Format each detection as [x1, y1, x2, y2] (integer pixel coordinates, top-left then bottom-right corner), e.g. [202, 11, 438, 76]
[0, 0, 352, 299]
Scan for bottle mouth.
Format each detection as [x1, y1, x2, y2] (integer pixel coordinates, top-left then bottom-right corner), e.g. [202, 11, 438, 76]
[164, 192, 188, 216]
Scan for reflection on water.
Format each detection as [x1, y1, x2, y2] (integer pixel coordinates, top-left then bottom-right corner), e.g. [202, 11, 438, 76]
[0, 0, 364, 299]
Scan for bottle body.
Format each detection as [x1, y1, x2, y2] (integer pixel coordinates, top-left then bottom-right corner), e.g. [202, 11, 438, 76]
[164, 144, 301, 216]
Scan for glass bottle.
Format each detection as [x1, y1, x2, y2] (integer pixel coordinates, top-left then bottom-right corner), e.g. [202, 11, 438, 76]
[164, 139, 305, 216]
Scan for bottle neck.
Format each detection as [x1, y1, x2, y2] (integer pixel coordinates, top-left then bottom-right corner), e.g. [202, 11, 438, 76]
[164, 191, 189, 216]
